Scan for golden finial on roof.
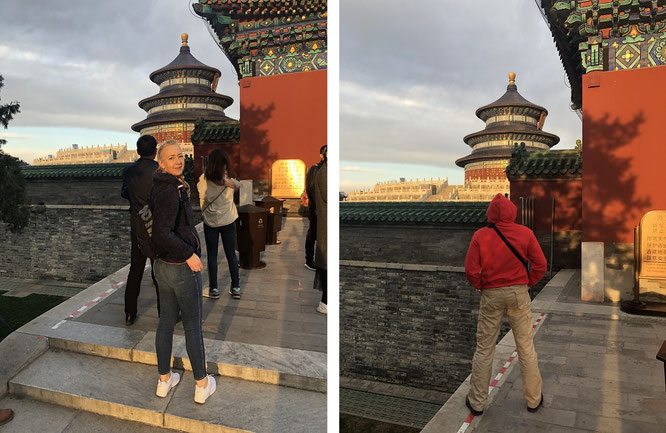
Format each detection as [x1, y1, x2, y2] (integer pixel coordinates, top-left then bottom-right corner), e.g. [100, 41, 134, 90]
[181, 33, 189, 47]
[508, 72, 516, 85]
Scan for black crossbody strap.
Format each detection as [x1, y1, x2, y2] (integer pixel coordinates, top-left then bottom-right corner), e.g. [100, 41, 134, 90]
[488, 223, 529, 271]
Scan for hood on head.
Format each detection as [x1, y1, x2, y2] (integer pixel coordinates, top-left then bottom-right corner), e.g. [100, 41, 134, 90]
[486, 193, 517, 224]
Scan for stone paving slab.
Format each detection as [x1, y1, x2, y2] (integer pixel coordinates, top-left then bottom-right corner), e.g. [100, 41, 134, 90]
[132, 331, 326, 392]
[13, 318, 325, 392]
[0, 395, 184, 433]
[164, 373, 326, 433]
[0, 331, 48, 397]
[9, 350, 173, 427]
[422, 269, 666, 433]
[43, 320, 146, 362]
[74, 218, 326, 353]
[9, 348, 325, 433]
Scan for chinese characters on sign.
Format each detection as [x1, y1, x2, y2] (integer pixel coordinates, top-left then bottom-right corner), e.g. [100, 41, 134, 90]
[640, 211, 666, 279]
[270, 159, 306, 198]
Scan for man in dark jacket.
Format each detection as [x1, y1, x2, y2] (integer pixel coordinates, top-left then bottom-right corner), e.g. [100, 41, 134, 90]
[304, 145, 326, 270]
[121, 135, 160, 325]
[464, 194, 547, 416]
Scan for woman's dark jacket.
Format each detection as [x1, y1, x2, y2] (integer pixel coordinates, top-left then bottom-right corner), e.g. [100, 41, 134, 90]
[151, 172, 201, 263]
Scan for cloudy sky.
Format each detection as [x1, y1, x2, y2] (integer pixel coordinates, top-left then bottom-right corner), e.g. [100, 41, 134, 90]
[0, 0, 239, 164]
[340, 0, 582, 192]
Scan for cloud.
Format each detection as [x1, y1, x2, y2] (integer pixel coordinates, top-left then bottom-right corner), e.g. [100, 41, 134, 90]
[339, 0, 582, 178]
[339, 165, 385, 174]
[0, 0, 240, 134]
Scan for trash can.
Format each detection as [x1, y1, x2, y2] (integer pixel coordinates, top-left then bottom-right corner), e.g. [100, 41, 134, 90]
[236, 204, 269, 269]
[254, 196, 284, 245]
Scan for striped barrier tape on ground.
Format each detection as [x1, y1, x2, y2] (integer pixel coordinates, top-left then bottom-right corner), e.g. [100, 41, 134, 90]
[51, 280, 126, 330]
[456, 312, 547, 433]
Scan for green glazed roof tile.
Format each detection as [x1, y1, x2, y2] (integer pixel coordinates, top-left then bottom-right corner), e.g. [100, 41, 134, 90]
[340, 202, 489, 226]
[191, 119, 241, 142]
[21, 163, 131, 179]
[506, 149, 581, 179]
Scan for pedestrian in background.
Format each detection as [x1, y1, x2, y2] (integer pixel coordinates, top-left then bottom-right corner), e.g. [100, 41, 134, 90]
[313, 146, 327, 314]
[121, 134, 159, 325]
[197, 148, 241, 300]
[464, 193, 547, 415]
[304, 145, 326, 271]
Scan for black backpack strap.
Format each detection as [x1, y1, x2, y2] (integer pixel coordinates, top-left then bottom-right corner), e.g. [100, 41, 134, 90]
[488, 223, 529, 271]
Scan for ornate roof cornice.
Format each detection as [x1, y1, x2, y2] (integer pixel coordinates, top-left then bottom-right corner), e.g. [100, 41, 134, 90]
[194, 0, 327, 79]
[541, 0, 666, 109]
[506, 147, 582, 180]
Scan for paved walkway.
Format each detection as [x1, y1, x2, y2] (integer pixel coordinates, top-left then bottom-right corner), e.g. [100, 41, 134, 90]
[74, 217, 326, 353]
[422, 269, 666, 433]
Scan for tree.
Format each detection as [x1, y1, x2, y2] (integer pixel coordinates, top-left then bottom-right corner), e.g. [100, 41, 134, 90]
[0, 74, 29, 232]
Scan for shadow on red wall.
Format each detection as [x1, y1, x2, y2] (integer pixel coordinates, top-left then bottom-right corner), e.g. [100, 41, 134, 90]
[583, 111, 650, 243]
[239, 103, 279, 180]
[511, 180, 582, 232]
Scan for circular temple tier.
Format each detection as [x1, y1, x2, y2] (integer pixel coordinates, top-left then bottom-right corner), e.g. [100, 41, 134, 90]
[455, 73, 560, 182]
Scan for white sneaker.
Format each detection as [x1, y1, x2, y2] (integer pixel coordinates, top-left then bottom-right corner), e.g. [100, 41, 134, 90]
[194, 375, 216, 404]
[156, 371, 180, 397]
[317, 302, 327, 314]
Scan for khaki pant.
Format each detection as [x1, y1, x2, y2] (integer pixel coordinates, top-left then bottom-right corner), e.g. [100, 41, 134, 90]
[468, 284, 542, 411]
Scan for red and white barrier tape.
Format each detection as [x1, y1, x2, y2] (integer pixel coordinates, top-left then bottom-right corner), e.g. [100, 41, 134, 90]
[456, 312, 547, 433]
[51, 280, 126, 329]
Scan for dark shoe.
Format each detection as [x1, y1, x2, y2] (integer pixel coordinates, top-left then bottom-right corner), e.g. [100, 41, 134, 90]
[125, 314, 136, 326]
[465, 396, 484, 416]
[527, 394, 544, 413]
[0, 408, 13, 425]
[203, 288, 220, 299]
[304, 262, 316, 271]
[229, 287, 241, 299]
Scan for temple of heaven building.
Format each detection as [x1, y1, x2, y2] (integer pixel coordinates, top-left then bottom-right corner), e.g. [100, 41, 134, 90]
[456, 72, 560, 183]
[131, 33, 239, 165]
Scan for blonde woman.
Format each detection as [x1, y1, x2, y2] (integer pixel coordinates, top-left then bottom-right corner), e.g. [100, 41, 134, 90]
[197, 148, 241, 299]
[151, 139, 216, 404]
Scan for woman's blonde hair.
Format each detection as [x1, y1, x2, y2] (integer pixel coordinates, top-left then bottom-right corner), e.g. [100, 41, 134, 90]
[156, 139, 181, 162]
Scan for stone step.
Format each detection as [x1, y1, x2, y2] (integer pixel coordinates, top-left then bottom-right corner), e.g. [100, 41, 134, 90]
[9, 349, 326, 433]
[20, 320, 325, 392]
[0, 394, 185, 433]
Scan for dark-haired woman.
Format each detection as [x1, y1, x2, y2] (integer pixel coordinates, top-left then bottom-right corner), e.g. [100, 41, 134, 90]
[151, 139, 215, 404]
[197, 149, 241, 300]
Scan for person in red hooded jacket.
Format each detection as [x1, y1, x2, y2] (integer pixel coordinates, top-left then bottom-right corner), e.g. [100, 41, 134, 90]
[464, 193, 547, 416]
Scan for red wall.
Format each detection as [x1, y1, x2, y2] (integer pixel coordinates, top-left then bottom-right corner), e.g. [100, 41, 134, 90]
[239, 70, 327, 180]
[193, 142, 240, 180]
[510, 179, 582, 232]
[582, 67, 666, 243]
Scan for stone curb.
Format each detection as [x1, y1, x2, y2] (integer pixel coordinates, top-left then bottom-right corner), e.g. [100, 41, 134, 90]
[340, 260, 465, 273]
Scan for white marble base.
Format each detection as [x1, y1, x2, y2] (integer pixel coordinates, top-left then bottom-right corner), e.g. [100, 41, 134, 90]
[581, 242, 605, 302]
[239, 180, 253, 205]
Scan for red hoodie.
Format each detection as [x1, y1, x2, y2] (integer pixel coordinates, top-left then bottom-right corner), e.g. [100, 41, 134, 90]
[464, 194, 547, 290]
